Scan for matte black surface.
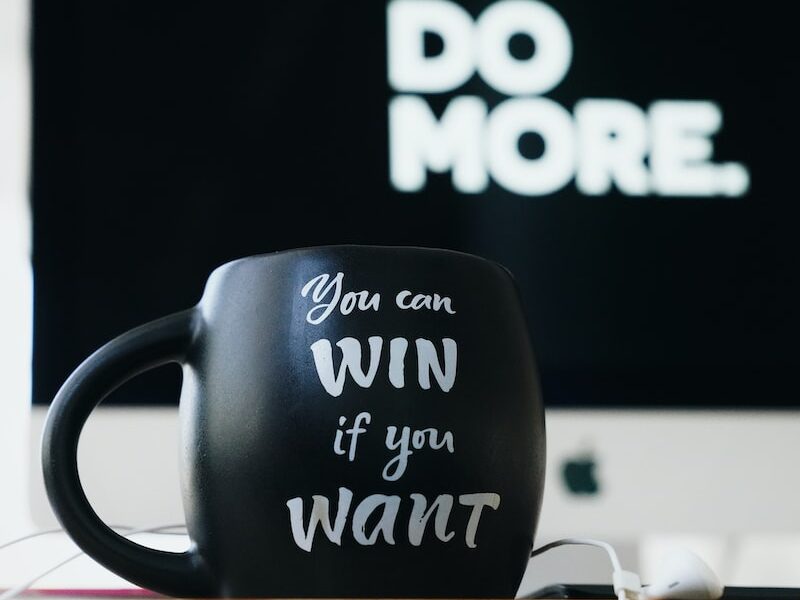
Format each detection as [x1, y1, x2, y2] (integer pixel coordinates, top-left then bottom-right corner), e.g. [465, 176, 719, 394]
[31, 1, 800, 409]
[43, 246, 546, 598]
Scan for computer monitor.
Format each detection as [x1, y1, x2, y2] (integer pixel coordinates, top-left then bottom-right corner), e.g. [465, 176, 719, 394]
[18, 0, 800, 588]
[30, 0, 796, 411]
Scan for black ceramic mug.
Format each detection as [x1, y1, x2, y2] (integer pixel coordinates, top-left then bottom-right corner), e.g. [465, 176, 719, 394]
[42, 246, 545, 598]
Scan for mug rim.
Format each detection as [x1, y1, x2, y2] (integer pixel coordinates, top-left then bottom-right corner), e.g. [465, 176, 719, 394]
[209, 244, 516, 280]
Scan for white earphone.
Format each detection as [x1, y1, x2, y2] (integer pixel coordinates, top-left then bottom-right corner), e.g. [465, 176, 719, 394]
[530, 538, 724, 600]
[642, 548, 724, 600]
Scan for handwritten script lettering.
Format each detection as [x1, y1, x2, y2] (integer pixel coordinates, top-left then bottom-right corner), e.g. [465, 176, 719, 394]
[383, 426, 455, 481]
[285, 272, 502, 552]
[286, 488, 500, 552]
[310, 337, 457, 397]
[301, 273, 381, 325]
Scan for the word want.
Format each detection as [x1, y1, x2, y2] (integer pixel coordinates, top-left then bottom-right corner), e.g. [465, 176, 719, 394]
[286, 488, 500, 551]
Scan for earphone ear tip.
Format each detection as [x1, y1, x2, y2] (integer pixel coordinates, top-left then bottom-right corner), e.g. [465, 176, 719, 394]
[644, 549, 724, 600]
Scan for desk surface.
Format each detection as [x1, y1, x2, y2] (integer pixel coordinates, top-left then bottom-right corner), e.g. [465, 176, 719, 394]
[13, 589, 800, 600]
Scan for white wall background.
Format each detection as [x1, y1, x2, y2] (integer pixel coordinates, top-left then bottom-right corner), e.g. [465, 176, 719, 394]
[0, 0, 34, 542]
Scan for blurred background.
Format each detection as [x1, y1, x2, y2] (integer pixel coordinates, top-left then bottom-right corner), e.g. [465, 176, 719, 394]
[2, 0, 799, 594]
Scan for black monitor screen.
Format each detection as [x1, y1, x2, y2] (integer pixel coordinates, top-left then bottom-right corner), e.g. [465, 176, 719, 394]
[32, 1, 799, 407]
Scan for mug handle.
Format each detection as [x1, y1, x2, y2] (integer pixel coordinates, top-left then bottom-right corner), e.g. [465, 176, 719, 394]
[41, 308, 217, 597]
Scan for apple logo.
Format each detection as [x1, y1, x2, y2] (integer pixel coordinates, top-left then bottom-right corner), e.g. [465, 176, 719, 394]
[561, 451, 600, 496]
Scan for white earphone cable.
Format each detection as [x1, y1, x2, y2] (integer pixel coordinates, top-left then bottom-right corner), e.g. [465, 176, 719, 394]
[0, 524, 186, 552]
[530, 538, 642, 600]
[0, 524, 187, 600]
[531, 537, 623, 571]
